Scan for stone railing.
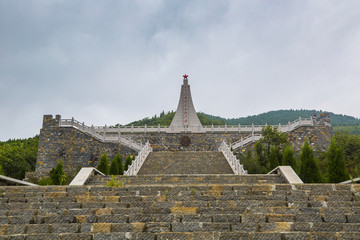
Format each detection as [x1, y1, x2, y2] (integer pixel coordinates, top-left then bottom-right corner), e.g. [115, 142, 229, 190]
[219, 141, 247, 175]
[231, 132, 262, 150]
[59, 118, 142, 151]
[231, 117, 314, 150]
[59, 116, 314, 134]
[125, 141, 153, 176]
[59, 116, 314, 151]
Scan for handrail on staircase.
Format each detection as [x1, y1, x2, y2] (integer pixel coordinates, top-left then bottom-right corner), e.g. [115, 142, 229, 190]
[125, 141, 153, 176]
[219, 141, 247, 175]
[59, 118, 142, 151]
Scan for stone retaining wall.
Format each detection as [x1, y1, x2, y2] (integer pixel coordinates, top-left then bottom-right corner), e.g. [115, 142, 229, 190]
[33, 115, 137, 178]
[32, 113, 332, 178]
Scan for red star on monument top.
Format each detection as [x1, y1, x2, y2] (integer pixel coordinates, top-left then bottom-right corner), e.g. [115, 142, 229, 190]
[183, 74, 188, 79]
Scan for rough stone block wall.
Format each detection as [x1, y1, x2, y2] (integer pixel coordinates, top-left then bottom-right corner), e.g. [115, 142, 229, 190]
[287, 125, 333, 152]
[32, 113, 333, 178]
[128, 132, 250, 152]
[34, 115, 136, 178]
[288, 113, 333, 152]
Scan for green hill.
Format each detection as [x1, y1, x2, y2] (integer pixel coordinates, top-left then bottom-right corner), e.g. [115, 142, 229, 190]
[201, 109, 360, 126]
[127, 111, 225, 126]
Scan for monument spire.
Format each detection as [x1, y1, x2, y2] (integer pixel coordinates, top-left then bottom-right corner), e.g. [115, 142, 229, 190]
[170, 74, 203, 132]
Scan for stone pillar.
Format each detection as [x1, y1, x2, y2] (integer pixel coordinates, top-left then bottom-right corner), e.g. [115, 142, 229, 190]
[42, 115, 61, 129]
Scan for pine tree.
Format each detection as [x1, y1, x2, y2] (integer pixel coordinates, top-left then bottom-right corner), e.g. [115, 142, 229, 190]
[238, 150, 263, 174]
[327, 140, 349, 183]
[269, 146, 279, 170]
[282, 145, 298, 173]
[97, 154, 109, 175]
[109, 158, 119, 175]
[255, 142, 267, 168]
[49, 161, 66, 185]
[124, 155, 133, 171]
[114, 154, 124, 175]
[299, 139, 322, 183]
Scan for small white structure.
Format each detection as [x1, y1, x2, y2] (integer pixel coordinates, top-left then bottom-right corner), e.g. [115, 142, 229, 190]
[70, 167, 105, 186]
[268, 166, 303, 184]
[169, 75, 203, 133]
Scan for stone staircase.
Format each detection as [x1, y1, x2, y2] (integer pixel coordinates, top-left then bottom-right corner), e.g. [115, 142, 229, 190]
[137, 151, 234, 175]
[88, 174, 285, 186]
[1, 182, 360, 239]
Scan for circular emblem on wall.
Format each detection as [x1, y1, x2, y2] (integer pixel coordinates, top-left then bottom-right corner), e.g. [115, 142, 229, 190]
[180, 136, 191, 146]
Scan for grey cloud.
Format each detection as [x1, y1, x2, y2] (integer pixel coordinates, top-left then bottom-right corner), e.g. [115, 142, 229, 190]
[0, 0, 360, 140]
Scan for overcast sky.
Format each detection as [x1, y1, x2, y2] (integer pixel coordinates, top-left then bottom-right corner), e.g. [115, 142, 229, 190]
[1, 0, 360, 141]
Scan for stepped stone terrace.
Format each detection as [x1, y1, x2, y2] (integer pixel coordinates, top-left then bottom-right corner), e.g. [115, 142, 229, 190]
[2, 75, 349, 239]
[1, 177, 360, 239]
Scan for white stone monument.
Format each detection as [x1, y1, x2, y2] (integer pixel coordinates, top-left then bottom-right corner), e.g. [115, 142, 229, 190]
[169, 74, 203, 133]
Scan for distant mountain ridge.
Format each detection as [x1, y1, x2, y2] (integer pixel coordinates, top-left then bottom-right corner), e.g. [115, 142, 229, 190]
[202, 109, 360, 126]
[129, 109, 360, 127]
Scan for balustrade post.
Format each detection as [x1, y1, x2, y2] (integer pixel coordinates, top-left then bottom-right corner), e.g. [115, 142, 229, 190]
[299, 116, 302, 125]
[211, 124, 214, 133]
[103, 125, 107, 141]
[145, 124, 147, 133]
[71, 117, 74, 127]
[91, 125, 95, 136]
[278, 123, 281, 131]
[288, 121, 291, 131]
[82, 122, 85, 131]
[252, 123, 254, 132]
[158, 124, 160, 133]
[238, 124, 241, 133]
[225, 124, 227, 133]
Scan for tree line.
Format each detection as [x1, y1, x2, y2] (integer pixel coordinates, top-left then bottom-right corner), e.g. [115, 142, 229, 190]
[126, 111, 225, 126]
[96, 153, 134, 175]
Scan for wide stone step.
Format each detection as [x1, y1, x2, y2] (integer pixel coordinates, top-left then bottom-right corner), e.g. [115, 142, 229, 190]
[87, 174, 286, 185]
[137, 151, 234, 175]
[2, 228, 360, 239]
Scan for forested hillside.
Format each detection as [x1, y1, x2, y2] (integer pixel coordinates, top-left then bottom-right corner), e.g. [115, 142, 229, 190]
[0, 136, 38, 180]
[127, 111, 225, 126]
[201, 109, 360, 126]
